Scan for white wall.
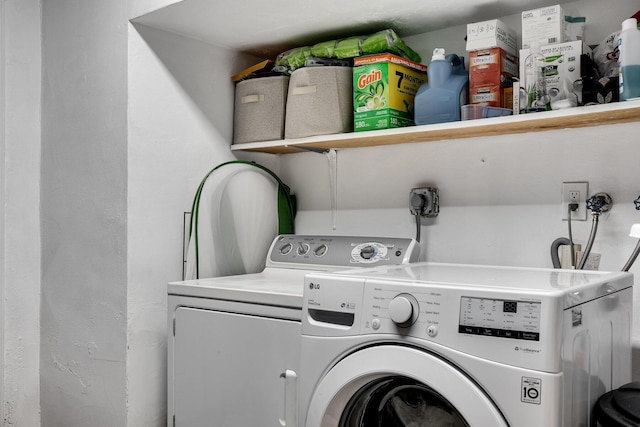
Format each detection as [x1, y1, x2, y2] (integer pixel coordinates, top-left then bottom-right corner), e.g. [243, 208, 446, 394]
[40, 0, 128, 424]
[1, 0, 42, 425]
[127, 23, 254, 425]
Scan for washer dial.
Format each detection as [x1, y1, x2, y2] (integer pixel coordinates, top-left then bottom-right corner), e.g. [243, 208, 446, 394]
[351, 242, 389, 263]
[297, 243, 310, 256]
[279, 243, 293, 255]
[314, 244, 328, 257]
[388, 293, 419, 327]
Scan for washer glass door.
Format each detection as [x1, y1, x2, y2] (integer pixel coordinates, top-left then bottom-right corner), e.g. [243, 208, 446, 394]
[341, 376, 468, 426]
[304, 346, 508, 427]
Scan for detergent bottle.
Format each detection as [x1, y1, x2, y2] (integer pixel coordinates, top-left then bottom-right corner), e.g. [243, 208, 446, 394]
[618, 18, 640, 101]
[414, 48, 469, 125]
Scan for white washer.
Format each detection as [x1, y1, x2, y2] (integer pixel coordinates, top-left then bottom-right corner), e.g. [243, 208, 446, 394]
[167, 234, 419, 427]
[299, 262, 633, 427]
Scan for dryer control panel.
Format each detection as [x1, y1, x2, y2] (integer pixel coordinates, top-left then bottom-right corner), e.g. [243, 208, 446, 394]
[267, 235, 419, 269]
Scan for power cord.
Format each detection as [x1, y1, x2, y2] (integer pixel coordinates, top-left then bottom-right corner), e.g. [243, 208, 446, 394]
[411, 193, 426, 242]
[567, 202, 578, 268]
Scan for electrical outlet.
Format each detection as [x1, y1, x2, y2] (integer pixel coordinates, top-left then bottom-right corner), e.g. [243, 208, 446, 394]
[562, 182, 588, 221]
[410, 187, 439, 217]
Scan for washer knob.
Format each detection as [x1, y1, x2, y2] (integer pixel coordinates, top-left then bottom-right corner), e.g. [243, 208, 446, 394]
[297, 243, 310, 256]
[314, 244, 328, 257]
[279, 243, 293, 255]
[388, 294, 418, 327]
[360, 245, 376, 260]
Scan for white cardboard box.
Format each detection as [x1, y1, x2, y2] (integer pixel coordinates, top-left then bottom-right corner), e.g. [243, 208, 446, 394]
[517, 41, 592, 112]
[521, 4, 569, 49]
[467, 19, 517, 55]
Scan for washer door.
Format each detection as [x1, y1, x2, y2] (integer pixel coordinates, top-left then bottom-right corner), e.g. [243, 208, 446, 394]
[306, 346, 508, 427]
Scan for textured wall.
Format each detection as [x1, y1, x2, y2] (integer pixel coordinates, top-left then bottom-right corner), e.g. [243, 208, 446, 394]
[1, 0, 42, 424]
[127, 23, 250, 425]
[40, 0, 128, 424]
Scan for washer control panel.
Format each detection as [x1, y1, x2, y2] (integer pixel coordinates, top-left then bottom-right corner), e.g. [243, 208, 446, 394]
[268, 235, 419, 268]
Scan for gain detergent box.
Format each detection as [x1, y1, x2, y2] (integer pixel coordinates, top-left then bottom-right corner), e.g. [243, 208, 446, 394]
[353, 53, 427, 132]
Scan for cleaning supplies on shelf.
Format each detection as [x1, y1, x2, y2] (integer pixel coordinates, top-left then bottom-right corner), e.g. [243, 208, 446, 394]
[523, 42, 549, 112]
[274, 29, 422, 74]
[353, 53, 427, 131]
[414, 48, 469, 125]
[618, 18, 640, 101]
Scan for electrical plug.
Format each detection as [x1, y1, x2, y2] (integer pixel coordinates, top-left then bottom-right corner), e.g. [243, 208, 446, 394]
[410, 193, 426, 216]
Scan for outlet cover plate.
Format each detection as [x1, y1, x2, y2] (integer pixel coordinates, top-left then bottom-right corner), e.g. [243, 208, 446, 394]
[562, 181, 588, 221]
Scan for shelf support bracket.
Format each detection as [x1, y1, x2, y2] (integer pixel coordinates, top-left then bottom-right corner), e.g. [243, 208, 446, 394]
[290, 145, 339, 230]
[289, 145, 331, 154]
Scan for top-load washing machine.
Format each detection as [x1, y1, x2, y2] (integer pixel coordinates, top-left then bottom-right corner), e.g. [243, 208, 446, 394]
[299, 262, 633, 427]
[167, 234, 419, 427]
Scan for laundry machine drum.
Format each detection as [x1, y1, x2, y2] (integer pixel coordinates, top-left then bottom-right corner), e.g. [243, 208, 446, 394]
[304, 346, 508, 427]
[340, 376, 468, 426]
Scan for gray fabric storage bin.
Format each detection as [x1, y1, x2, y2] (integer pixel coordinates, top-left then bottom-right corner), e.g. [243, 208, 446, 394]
[285, 67, 353, 139]
[233, 76, 289, 144]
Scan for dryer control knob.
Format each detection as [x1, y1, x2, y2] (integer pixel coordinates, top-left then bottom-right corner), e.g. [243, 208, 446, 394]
[360, 245, 376, 260]
[388, 294, 418, 327]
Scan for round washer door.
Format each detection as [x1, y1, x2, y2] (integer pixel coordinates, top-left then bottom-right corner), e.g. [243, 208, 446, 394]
[306, 345, 509, 427]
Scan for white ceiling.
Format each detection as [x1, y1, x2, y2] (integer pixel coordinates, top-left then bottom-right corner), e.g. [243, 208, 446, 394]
[132, 0, 564, 58]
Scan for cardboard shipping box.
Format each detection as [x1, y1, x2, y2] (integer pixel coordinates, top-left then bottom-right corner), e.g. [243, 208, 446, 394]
[466, 19, 518, 56]
[469, 48, 518, 108]
[522, 4, 570, 48]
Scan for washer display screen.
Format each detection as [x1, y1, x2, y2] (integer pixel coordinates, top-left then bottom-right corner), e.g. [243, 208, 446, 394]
[458, 297, 541, 341]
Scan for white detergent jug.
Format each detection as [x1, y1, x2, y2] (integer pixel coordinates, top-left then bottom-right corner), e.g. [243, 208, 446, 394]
[618, 18, 640, 101]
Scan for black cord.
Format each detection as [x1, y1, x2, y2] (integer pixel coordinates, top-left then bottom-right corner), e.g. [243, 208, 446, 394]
[567, 204, 576, 268]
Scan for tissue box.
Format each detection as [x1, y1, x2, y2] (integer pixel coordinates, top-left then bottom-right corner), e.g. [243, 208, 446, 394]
[284, 66, 353, 139]
[517, 41, 592, 112]
[353, 53, 427, 131]
[466, 19, 517, 56]
[469, 48, 518, 108]
[521, 4, 569, 48]
[233, 76, 289, 144]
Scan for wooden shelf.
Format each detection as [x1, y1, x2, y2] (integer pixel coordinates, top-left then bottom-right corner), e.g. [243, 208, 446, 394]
[230, 101, 640, 154]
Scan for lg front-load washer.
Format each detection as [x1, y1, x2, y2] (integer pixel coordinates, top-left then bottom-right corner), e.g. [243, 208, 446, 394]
[299, 262, 633, 427]
[167, 234, 419, 427]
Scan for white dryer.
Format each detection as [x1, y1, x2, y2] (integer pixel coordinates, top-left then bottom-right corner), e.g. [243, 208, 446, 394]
[167, 234, 419, 427]
[299, 263, 633, 427]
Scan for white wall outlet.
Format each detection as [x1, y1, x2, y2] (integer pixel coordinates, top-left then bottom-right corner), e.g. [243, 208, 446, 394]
[562, 182, 588, 221]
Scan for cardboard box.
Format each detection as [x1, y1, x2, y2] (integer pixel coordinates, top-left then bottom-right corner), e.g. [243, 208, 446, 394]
[353, 53, 427, 131]
[469, 48, 518, 108]
[522, 4, 569, 48]
[466, 19, 518, 56]
[469, 85, 514, 109]
[517, 41, 592, 112]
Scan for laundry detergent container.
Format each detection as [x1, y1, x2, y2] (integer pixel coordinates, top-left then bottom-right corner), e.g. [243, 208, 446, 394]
[592, 382, 640, 426]
[285, 66, 352, 139]
[233, 75, 289, 144]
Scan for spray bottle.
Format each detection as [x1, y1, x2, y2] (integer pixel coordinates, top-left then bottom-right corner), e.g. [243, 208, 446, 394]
[618, 18, 640, 101]
[414, 48, 469, 125]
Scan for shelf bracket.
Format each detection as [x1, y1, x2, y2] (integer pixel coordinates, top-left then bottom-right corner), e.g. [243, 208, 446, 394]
[289, 145, 332, 154]
[291, 145, 339, 230]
